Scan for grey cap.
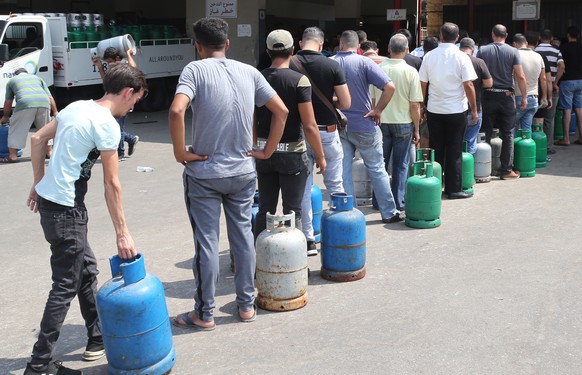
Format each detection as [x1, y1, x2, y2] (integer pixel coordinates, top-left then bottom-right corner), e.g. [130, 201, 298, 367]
[459, 37, 475, 50]
[267, 29, 293, 51]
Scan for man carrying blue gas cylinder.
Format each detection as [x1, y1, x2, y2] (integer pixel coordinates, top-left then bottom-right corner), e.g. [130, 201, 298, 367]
[24, 63, 146, 375]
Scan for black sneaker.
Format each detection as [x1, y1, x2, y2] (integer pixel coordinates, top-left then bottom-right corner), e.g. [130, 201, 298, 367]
[24, 361, 82, 375]
[128, 136, 139, 156]
[382, 213, 404, 224]
[307, 241, 318, 257]
[82, 337, 105, 361]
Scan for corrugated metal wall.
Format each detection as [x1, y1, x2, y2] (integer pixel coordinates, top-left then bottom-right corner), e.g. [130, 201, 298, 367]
[443, 1, 582, 41]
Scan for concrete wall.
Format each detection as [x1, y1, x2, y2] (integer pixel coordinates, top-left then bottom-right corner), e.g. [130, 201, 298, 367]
[186, 0, 264, 66]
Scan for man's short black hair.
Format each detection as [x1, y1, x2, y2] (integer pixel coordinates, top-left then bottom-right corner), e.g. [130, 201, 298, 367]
[360, 40, 378, 52]
[513, 33, 527, 46]
[103, 47, 120, 60]
[423, 36, 439, 53]
[267, 47, 293, 59]
[567, 26, 580, 39]
[302, 26, 324, 43]
[193, 17, 228, 49]
[524, 31, 539, 47]
[540, 29, 553, 42]
[356, 30, 367, 43]
[393, 28, 413, 46]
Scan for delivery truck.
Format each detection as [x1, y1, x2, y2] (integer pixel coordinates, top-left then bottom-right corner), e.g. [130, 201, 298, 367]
[0, 13, 195, 112]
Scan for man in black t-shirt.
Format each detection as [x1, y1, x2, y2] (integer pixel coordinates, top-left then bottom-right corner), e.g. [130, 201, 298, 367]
[254, 29, 326, 239]
[289, 26, 351, 255]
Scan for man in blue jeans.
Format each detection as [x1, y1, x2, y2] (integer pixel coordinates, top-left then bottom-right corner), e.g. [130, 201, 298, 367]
[512, 33, 547, 134]
[24, 63, 145, 375]
[331, 30, 402, 223]
[289, 26, 351, 254]
[554, 26, 582, 145]
[372, 34, 422, 210]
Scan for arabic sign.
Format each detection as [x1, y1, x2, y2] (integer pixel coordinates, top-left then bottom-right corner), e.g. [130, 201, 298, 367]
[387, 9, 406, 21]
[207, 1, 237, 18]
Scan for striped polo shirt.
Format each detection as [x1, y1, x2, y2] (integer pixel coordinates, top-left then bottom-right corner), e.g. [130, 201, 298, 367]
[5, 73, 51, 112]
[535, 43, 563, 81]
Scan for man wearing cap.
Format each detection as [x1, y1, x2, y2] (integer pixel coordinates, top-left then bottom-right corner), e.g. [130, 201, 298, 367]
[169, 17, 288, 330]
[289, 26, 350, 255]
[1, 68, 58, 163]
[459, 37, 493, 155]
[254, 29, 326, 239]
[331, 30, 402, 223]
[419, 23, 478, 199]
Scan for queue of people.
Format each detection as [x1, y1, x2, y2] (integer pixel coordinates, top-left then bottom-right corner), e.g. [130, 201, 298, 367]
[16, 15, 582, 374]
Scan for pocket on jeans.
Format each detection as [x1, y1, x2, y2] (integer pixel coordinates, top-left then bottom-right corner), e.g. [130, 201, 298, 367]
[279, 153, 306, 175]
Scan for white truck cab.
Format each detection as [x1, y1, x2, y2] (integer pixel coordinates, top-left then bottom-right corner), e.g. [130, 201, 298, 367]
[0, 13, 195, 112]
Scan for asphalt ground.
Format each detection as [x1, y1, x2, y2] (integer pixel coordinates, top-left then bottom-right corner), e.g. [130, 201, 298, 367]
[1, 110, 581, 374]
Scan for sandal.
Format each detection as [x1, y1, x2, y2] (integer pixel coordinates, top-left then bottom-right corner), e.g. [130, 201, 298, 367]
[239, 304, 257, 323]
[555, 140, 569, 146]
[0, 157, 19, 163]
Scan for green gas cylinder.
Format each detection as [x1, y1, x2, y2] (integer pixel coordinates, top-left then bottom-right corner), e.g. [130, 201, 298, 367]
[415, 148, 442, 185]
[462, 141, 475, 193]
[514, 129, 536, 177]
[405, 162, 441, 229]
[554, 109, 564, 141]
[531, 124, 547, 168]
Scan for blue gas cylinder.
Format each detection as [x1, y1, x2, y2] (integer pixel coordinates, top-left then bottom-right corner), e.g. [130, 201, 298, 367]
[1, 124, 23, 158]
[251, 191, 259, 233]
[96, 254, 175, 375]
[311, 184, 323, 243]
[320, 192, 366, 282]
[0, 124, 8, 158]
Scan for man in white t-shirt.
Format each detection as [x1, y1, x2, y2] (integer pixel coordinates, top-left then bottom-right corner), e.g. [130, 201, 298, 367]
[512, 33, 547, 133]
[24, 63, 148, 375]
[419, 22, 478, 199]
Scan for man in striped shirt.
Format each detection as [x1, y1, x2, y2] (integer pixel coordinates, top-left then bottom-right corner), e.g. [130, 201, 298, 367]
[535, 29, 564, 151]
[0, 68, 57, 163]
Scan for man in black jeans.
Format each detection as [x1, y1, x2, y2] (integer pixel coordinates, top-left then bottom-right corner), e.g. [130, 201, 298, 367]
[24, 63, 146, 375]
[479, 24, 527, 179]
[254, 29, 326, 238]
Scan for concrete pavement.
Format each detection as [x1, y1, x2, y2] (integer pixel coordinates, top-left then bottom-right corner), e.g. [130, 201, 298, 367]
[1, 110, 581, 374]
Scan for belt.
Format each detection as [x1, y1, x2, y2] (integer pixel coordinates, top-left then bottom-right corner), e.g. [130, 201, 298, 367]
[318, 124, 337, 132]
[485, 88, 512, 93]
[255, 138, 307, 153]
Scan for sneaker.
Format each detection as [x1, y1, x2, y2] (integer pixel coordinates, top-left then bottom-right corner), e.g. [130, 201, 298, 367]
[128, 136, 139, 156]
[307, 241, 318, 257]
[382, 213, 404, 224]
[82, 337, 105, 361]
[24, 361, 82, 375]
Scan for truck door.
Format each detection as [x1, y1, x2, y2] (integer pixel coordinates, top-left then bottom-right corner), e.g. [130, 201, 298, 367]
[0, 18, 53, 98]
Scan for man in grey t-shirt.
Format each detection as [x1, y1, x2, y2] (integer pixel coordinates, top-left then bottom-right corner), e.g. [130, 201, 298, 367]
[169, 17, 288, 330]
[479, 24, 527, 179]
